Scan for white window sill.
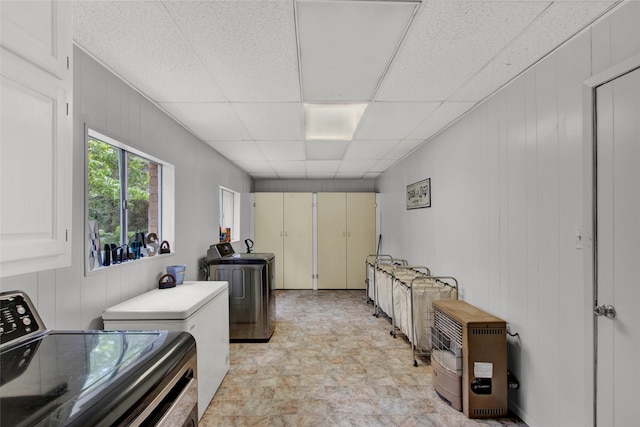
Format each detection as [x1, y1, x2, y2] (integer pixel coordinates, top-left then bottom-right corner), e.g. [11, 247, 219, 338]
[85, 252, 174, 277]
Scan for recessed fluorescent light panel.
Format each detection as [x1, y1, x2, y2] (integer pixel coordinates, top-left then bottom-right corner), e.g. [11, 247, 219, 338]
[304, 103, 368, 140]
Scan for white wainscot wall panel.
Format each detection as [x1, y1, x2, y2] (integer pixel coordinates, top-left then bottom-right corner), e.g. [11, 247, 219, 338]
[374, 5, 640, 424]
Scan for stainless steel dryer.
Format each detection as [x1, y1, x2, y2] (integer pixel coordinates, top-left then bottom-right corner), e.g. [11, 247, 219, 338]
[206, 243, 275, 342]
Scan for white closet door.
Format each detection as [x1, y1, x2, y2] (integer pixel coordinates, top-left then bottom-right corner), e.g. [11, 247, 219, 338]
[317, 193, 347, 289]
[283, 193, 313, 289]
[254, 193, 284, 289]
[346, 193, 375, 289]
[595, 67, 640, 427]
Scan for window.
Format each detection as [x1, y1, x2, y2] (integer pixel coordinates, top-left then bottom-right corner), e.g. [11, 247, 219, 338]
[219, 187, 240, 242]
[86, 128, 174, 271]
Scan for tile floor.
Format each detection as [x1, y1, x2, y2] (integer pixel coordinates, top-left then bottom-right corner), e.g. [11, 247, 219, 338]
[200, 290, 527, 427]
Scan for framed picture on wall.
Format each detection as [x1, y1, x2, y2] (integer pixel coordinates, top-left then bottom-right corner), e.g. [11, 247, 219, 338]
[406, 178, 431, 209]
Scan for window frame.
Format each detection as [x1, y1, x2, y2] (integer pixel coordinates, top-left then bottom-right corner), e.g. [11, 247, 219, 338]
[219, 186, 240, 243]
[84, 126, 175, 275]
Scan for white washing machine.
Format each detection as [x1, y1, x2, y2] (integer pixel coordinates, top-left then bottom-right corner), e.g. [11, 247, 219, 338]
[102, 281, 229, 421]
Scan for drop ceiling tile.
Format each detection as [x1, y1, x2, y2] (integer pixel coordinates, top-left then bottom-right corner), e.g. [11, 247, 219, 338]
[251, 172, 279, 179]
[376, 1, 548, 101]
[343, 140, 397, 160]
[164, 0, 300, 102]
[270, 161, 306, 173]
[306, 160, 342, 173]
[73, 1, 225, 102]
[363, 172, 381, 179]
[407, 102, 476, 140]
[338, 160, 377, 173]
[207, 141, 266, 161]
[297, 0, 418, 101]
[232, 159, 275, 174]
[451, 2, 616, 102]
[232, 103, 304, 140]
[305, 140, 350, 161]
[160, 102, 251, 140]
[384, 139, 424, 160]
[371, 158, 400, 173]
[256, 141, 305, 161]
[355, 102, 440, 140]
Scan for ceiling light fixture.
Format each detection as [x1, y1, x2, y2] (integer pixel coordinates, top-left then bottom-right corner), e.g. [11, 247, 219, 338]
[304, 103, 368, 140]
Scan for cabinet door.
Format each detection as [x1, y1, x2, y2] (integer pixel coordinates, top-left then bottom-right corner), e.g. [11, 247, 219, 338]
[1, 49, 72, 277]
[317, 193, 347, 289]
[283, 193, 312, 289]
[254, 193, 284, 289]
[1, 1, 71, 79]
[346, 193, 375, 289]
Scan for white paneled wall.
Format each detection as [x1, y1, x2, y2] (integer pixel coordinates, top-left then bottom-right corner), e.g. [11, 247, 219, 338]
[376, 3, 640, 426]
[0, 47, 253, 330]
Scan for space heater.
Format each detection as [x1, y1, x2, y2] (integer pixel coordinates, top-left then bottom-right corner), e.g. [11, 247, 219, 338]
[431, 299, 508, 418]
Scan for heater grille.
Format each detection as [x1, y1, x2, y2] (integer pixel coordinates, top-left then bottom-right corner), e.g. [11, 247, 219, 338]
[471, 327, 505, 336]
[473, 408, 506, 416]
[434, 307, 463, 347]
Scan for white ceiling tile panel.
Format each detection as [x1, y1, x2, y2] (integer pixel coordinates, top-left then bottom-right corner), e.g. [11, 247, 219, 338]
[305, 160, 342, 173]
[206, 141, 266, 161]
[305, 140, 350, 160]
[232, 159, 275, 174]
[160, 102, 251, 140]
[355, 102, 440, 140]
[232, 103, 304, 140]
[384, 140, 424, 160]
[371, 158, 400, 173]
[343, 140, 398, 160]
[376, 1, 549, 102]
[297, 0, 418, 101]
[73, 1, 616, 179]
[73, 1, 225, 103]
[363, 172, 381, 179]
[252, 172, 280, 179]
[270, 161, 306, 173]
[407, 102, 476, 140]
[338, 160, 377, 173]
[256, 141, 305, 161]
[451, 2, 615, 102]
[164, 0, 300, 102]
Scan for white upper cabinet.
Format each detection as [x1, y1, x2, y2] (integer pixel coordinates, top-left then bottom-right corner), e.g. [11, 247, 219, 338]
[1, 1, 72, 79]
[1, 1, 73, 278]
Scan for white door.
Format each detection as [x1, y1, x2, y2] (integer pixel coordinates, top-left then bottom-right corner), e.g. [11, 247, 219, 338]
[317, 193, 347, 289]
[595, 67, 640, 426]
[283, 193, 313, 289]
[346, 193, 375, 289]
[254, 193, 284, 289]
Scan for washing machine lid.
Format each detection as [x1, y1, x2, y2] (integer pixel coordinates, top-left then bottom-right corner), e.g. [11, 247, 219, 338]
[102, 281, 228, 321]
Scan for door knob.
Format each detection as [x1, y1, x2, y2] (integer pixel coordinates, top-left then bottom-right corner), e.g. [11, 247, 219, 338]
[594, 304, 616, 319]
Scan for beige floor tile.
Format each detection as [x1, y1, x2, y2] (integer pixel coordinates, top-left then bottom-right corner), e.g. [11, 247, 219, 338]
[199, 290, 526, 427]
